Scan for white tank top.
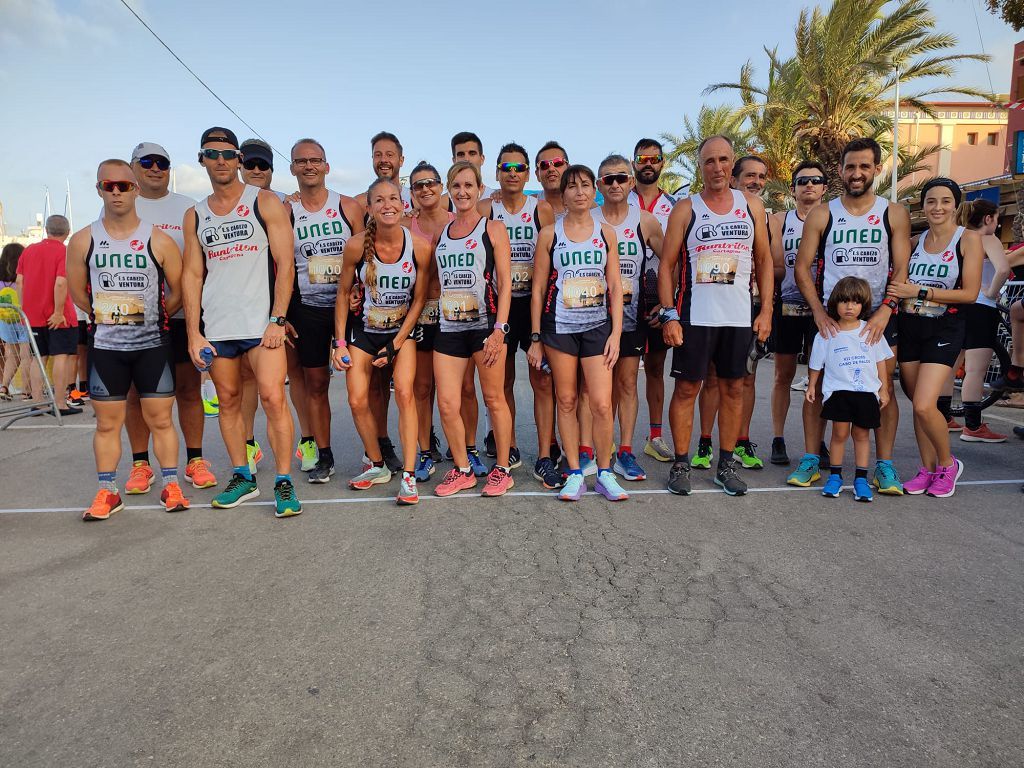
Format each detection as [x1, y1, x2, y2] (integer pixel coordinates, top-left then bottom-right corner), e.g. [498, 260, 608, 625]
[779, 209, 815, 313]
[977, 238, 997, 308]
[904, 226, 964, 317]
[542, 217, 610, 334]
[87, 220, 165, 351]
[357, 227, 416, 332]
[594, 205, 645, 332]
[435, 217, 495, 333]
[292, 190, 354, 308]
[195, 185, 273, 341]
[490, 195, 540, 299]
[820, 196, 891, 309]
[628, 189, 676, 233]
[136, 191, 194, 320]
[679, 189, 755, 327]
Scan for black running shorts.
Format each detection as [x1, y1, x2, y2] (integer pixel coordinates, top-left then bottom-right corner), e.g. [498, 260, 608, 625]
[292, 302, 336, 368]
[541, 321, 611, 359]
[770, 303, 817, 356]
[897, 312, 964, 367]
[89, 343, 175, 401]
[670, 323, 752, 381]
[821, 390, 881, 430]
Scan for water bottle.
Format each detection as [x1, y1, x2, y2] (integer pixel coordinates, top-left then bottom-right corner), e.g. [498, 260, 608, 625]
[197, 347, 214, 372]
[541, 356, 551, 374]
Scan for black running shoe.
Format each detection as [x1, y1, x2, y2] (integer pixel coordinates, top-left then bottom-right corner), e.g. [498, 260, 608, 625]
[990, 373, 1024, 392]
[430, 428, 444, 462]
[508, 445, 522, 469]
[667, 461, 691, 496]
[533, 457, 563, 489]
[484, 430, 496, 458]
[379, 438, 402, 472]
[550, 442, 562, 467]
[770, 437, 789, 465]
[715, 460, 748, 496]
[307, 458, 335, 484]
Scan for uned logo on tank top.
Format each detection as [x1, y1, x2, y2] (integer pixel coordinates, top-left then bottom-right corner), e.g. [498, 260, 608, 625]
[466, 239, 478, 249]
[236, 204, 250, 216]
[867, 214, 880, 225]
[326, 208, 338, 219]
[942, 250, 954, 263]
[521, 212, 532, 223]
[401, 260, 413, 274]
[734, 209, 747, 219]
[130, 239, 144, 251]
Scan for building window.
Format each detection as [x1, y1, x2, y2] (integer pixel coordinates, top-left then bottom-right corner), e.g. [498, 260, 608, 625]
[967, 132, 978, 145]
[988, 132, 999, 145]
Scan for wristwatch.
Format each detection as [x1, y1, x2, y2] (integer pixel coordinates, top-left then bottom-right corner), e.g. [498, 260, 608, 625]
[659, 307, 680, 324]
[494, 321, 510, 334]
[269, 315, 286, 327]
[332, 338, 347, 349]
[916, 287, 928, 303]
[530, 332, 541, 343]
[883, 297, 899, 312]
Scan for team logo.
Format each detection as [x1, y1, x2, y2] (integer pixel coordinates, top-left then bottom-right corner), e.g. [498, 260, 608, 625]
[326, 208, 338, 219]
[298, 214, 308, 221]
[592, 238, 602, 247]
[734, 209, 747, 219]
[401, 261, 413, 274]
[129, 239, 144, 251]
[941, 250, 954, 263]
[867, 214, 880, 225]
[436, 242, 446, 250]
[236, 204, 250, 216]
[521, 212, 532, 223]
[837, 217, 847, 224]
[624, 228, 635, 238]
[701, 213, 710, 219]
[98, 240, 110, 247]
[659, 203, 671, 213]
[466, 239, 478, 249]
[786, 227, 794, 234]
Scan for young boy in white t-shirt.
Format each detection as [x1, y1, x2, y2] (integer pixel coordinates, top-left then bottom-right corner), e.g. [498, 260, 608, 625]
[806, 276, 892, 502]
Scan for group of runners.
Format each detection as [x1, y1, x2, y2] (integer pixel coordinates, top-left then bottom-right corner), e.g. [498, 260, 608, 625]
[66, 127, 1019, 521]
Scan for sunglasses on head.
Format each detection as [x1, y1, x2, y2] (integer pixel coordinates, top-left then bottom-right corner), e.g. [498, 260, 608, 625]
[243, 158, 271, 171]
[138, 156, 170, 171]
[537, 157, 567, 171]
[600, 173, 631, 186]
[498, 162, 529, 174]
[411, 178, 442, 191]
[795, 175, 826, 186]
[200, 148, 241, 161]
[97, 180, 137, 193]
[634, 154, 663, 165]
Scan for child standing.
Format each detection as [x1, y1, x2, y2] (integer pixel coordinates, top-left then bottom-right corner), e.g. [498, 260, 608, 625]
[805, 276, 892, 502]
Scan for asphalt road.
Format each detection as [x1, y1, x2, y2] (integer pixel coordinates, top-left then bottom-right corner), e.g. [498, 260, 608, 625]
[1, 360, 1022, 767]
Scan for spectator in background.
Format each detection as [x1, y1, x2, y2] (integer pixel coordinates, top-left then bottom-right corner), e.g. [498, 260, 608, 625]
[15, 215, 82, 414]
[0, 243, 31, 399]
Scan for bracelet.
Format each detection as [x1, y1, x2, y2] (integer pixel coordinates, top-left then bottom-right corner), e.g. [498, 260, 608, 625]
[332, 339, 347, 349]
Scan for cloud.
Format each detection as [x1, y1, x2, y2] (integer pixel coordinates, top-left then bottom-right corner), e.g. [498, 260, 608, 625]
[171, 165, 212, 200]
[0, 0, 113, 49]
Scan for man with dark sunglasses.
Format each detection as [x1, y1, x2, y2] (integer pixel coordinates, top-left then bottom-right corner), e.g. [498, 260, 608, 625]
[629, 138, 678, 465]
[123, 141, 217, 495]
[239, 139, 286, 201]
[181, 126, 301, 518]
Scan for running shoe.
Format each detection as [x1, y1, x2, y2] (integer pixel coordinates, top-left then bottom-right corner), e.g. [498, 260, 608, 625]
[644, 436, 674, 463]
[484, 430, 496, 458]
[379, 438, 402, 472]
[202, 396, 219, 417]
[435, 468, 476, 497]
[596, 470, 628, 501]
[349, 465, 392, 490]
[533, 457, 564, 489]
[873, 461, 904, 496]
[246, 441, 263, 475]
[960, 424, 1006, 443]
[274, 479, 302, 517]
[397, 473, 419, 505]
[989, 372, 1024, 392]
[125, 461, 154, 495]
[185, 458, 217, 489]
[853, 477, 873, 502]
[550, 442, 563, 467]
[770, 437, 790, 466]
[307, 458, 335, 484]
[414, 453, 436, 482]
[444, 446, 453, 462]
[1016, 425, 1024, 439]
[72, 388, 90, 402]
[667, 461, 691, 496]
[59, 405, 83, 416]
[82, 489, 124, 521]
[296, 439, 319, 472]
[946, 417, 963, 432]
[790, 376, 808, 392]
[558, 473, 586, 501]
[903, 467, 934, 495]
[787, 454, 821, 487]
[821, 474, 843, 498]
[927, 457, 963, 498]
[714, 460, 747, 496]
[508, 446, 522, 470]
[467, 448, 488, 478]
[579, 452, 598, 477]
[690, 439, 713, 470]
[613, 451, 647, 481]
[430, 429, 444, 462]
[733, 441, 764, 469]
[211, 474, 259, 508]
[481, 466, 514, 497]
[65, 392, 84, 407]
[161, 482, 190, 513]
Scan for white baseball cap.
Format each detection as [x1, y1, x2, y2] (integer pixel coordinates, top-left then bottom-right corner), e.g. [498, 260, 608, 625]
[131, 142, 170, 163]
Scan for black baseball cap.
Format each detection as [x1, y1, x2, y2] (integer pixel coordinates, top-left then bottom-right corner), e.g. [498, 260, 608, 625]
[240, 139, 274, 169]
[200, 126, 239, 148]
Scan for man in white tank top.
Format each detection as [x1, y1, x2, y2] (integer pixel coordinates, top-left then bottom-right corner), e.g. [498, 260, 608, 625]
[657, 136, 774, 498]
[181, 127, 301, 517]
[795, 137, 911, 495]
[123, 141, 216, 494]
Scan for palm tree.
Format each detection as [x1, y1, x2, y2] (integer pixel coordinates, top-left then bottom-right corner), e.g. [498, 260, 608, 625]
[660, 104, 753, 194]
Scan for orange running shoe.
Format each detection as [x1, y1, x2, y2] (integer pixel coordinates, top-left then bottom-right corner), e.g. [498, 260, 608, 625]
[82, 489, 124, 521]
[125, 461, 154, 494]
[185, 458, 218, 488]
[161, 482, 190, 513]
[481, 466, 514, 497]
[434, 468, 477, 497]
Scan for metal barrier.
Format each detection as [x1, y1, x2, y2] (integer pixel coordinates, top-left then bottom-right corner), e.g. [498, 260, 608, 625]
[0, 305, 63, 428]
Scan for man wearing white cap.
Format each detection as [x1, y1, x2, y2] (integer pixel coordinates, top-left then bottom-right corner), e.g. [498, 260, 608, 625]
[121, 142, 218, 495]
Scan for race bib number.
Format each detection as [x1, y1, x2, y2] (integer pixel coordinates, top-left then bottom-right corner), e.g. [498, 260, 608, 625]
[418, 298, 439, 326]
[309, 254, 342, 285]
[441, 292, 481, 323]
[562, 276, 606, 309]
[94, 291, 145, 325]
[782, 302, 812, 317]
[366, 305, 407, 331]
[901, 297, 947, 317]
[695, 251, 738, 285]
[511, 263, 534, 296]
[620, 273, 635, 307]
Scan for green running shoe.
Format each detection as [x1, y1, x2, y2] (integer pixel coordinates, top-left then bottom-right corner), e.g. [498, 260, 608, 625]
[690, 439, 713, 470]
[786, 454, 821, 487]
[211, 473, 259, 509]
[733, 441, 764, 469]
[274, 478, 302, 518]
[246, 440, 263, 476]
[295, 439, 318, 472]
[873, 460, 904, 496]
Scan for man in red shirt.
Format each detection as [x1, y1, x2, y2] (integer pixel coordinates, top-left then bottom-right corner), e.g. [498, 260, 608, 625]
[15, 215, 82, 414]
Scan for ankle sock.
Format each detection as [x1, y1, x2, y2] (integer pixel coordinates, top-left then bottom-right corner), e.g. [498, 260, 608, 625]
[830, 465, 843, 478]
[674, 453, 689, 464]
[161, 467, 177, 487]
[319, 446, 334, 465]
[233, 465, 253, 481]
[275, 474, 292, 484]
[580, 445, 594, 459]
[855, 466, 868, 480]
[937, 396, 952, 422]
[649, 424, 662, 439]
[963, 401, 982, 431]
[186, 447, 203, 462]
[718, 448, 733, 467]
[132, 451, 149, 464]
[302, 435, 314, 445]
[98, 471, 117, 493]
[619, 445, 632, 456]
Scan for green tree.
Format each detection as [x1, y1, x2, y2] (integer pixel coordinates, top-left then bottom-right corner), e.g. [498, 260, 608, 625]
[986, 0, 1024, 31]
[660, 104, 753, 194]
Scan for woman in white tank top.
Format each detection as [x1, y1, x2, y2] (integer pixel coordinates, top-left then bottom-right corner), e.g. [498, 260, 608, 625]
[332, 178, 433, 506]
[885, 178, 982, 498]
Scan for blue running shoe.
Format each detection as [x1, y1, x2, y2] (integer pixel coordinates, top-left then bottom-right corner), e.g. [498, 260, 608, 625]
[596, 470, 629, 501]
[613, 450, 647, 481]
[873, 460, 903, 496]
[821, 474, 843, 498]
[467, 448, 488, 478]
[414, 453, 435, 482]
[559, 472, 586, 501]
[579, 453, 597, 477]
[787, 454, 821, 487]
[853, 477, 873, 502]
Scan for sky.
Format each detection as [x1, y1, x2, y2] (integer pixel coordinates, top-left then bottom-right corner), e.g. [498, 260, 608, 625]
[0, 0, 1019, 233]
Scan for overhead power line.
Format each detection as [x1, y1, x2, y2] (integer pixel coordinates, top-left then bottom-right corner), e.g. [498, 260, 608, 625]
[117, 0, 287, 161]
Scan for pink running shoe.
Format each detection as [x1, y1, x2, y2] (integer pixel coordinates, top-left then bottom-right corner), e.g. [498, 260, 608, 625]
[927, 457, 963, 498]
[435, 468, 477, 497]
[903, 467, 934, 495]
[481, 466, 514, 497]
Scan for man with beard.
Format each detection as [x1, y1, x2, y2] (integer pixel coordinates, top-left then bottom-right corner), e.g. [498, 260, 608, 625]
[795, 137, 911, 495]
[629, 139, 677, 464]
[356, 132, 413, 214]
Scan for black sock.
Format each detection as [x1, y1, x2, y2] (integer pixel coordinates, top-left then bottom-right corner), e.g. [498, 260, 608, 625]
[301, 435, 314, 445]
[132, 451, 149, 464]
[855, 466, 868, 480]
[373, 460, 385, 468]
[718, 448, 733, 467]
[963, 401, 982, 431]
[319, 446, 334, 465]
[1009, 365, 1023, 380]
[937, 396, 952, 422]
[246, 438, 256, 448]
[467, 444, 477, 453]
[186, 447, 203, 462]
[674, 453, 689, 464]
[830, 465, 843, 478]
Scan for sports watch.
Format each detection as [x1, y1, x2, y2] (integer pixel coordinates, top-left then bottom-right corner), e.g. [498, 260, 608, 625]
[530, 332, 541, 343]
[494, 321, 510, 334]
[269, 315, 286, 327]
[332, 339, 347, 349]
[659, 307, 680, 324]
